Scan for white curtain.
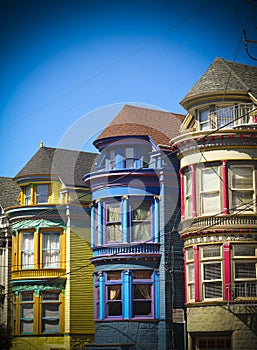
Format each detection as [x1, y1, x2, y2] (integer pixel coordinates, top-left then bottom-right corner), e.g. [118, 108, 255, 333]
[43, 233, 60, 268]
[22, 233, 34, 268]
[132, 201, 151, 242]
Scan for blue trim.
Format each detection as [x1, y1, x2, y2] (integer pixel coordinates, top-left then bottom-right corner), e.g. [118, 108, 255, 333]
[153, 197, 160, 243]
[91, 205, 95, 248]
[122, 197, 128, 243]
[98, 202, 103, 245]
[99, 272, 105, 320]
[122, 270, 132, 319]
[154, 270, 160, 318]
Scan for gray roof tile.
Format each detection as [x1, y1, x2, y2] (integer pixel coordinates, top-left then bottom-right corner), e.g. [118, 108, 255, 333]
[0, 177, 20, 209]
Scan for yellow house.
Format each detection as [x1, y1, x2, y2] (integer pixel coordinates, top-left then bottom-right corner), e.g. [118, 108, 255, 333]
[5, 145, 98, 350]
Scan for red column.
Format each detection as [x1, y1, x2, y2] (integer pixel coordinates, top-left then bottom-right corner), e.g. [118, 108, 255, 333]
[191, 164, 197, 217]
[222, 160, 229, 215]
[224, 242, 231, 301]
[180, 169, 185, 220]
[194, 245, 200, 302]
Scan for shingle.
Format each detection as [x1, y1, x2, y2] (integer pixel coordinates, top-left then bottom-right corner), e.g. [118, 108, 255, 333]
[0, 177, 20, 209]
[181, 57, 257, 108]
[95, 105, 184, 147]
[14, 147, 98, 188]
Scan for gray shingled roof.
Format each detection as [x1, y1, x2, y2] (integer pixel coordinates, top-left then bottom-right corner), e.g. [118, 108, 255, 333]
[14, 147, 98, 188]
[0, 177, 20, 209]
[181, 57, 257, 108]
[95, 105, 184, 147]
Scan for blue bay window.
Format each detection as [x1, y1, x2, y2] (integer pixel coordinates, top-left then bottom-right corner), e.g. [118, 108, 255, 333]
[94, 270, 159, 320]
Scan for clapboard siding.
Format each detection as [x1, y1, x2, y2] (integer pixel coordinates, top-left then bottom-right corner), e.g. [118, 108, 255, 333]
[70, 229, 95, 334]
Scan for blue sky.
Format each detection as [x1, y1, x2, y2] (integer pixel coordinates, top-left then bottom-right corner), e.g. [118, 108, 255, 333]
[1, 0, 257, 177]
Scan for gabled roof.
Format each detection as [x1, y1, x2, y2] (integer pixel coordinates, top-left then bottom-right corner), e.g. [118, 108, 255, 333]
[14, 146, 98, 188]
[95, 104, 184, 147]
[181, 57, 257, 108]
[0, 177, 20, 209]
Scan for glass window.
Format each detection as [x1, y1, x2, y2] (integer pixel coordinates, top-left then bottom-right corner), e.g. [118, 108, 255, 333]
[200, 168, 220, 215]
[184, 171, 192, 218]
[21, 232, 34, 269]
[131, 200, 151, 242]
[199, 109, 210, 130]
[202, 263, 222, 299]
[186, 247, 195, 302]
[132, 271, 152, 317]
[106, 202, 122, 243]
[231, 167, 255, 213]
[106, 272, 122, 317]
[125, 147, 135, 168]
[20, 292, 34, 334]
[25, 186, 31, 205]
[41, 292, 60, 333]
[42, 232, 60, 268]
[36, 184, 49, 204]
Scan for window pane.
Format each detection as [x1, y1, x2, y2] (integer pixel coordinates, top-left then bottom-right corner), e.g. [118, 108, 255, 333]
[188, 263, 194, 282]
[132, 200, 151, 242]
[201, 168, 219, 191]
[232, 191, 253, 210]
[202, 193, 220, 214]
[42, 233, 60, 268]
[20, 320, 33, 333]
[133, 285, 151, 299]
[133, 271, 152, 279]
[108, 285, 121, 300]
[235, 262, 256, 279]
[203, 263, 221, 280]
[20, 292, 33, 302]
[42, 292, 59, 301]
[36, 184, 49, 204]
[204, 282, 222, 298]
[187, 247, 194, 261]
[232, 167, 253, 189]
[21, 304, 34, 318]
[107, 272, 121, 280]
[107, 302, 122, 316]
[21, 233, 34, 269]
[43, 304, 59, 318]
[134, 301, 151, 316]
[202, 246, 221, 258]
[42, 319, 59, 332]
[107, 224, 122, 242]
[234, 245, 256, 257]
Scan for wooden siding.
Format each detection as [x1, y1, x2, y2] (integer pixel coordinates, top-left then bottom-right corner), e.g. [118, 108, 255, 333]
[70, 229, 95, 334]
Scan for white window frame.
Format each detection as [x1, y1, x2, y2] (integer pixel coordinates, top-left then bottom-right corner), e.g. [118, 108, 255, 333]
[199, 167, 221, 216]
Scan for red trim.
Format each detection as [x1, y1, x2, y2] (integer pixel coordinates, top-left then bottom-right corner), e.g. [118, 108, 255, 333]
[191, 165, 197, 217]
[224, 242, 231, 301]
[222, 160, 229, 215]
[183, 248, 187, 303]
[194, 245, 200, 302]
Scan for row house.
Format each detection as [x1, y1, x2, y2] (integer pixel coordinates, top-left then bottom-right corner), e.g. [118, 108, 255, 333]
[171, 58, 257, 350]
[5, 145, 98, 350]
[84, 105, 185, 350]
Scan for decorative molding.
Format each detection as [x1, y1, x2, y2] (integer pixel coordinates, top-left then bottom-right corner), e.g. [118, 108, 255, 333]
[12, 283, 65, 296]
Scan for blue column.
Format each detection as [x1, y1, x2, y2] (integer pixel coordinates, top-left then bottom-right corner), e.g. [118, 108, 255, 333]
[153, 196, 160, 243]
[99, 272, 105, 320]
[122, 270, 132, 319]
[153, 270, 160, 319]
[98, 201, 103, 245]
[122, 196, 128, 243]
[91, 204, 95, 248]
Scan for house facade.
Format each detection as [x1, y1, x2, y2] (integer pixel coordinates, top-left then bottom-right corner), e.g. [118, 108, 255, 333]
[5, 145, 97, 350]
[84, 105, 185, 350]
[171, 58, 257, 350]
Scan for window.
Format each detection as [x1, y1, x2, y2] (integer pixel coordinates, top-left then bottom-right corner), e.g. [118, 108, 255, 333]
[186, 247, 195, 302]
[230, 166, 255, 213]
[42, 232, 60, 268]
[106, 202, 122, 243]
[21, 232, 34, 269]
[25, 186, 31, 205]
[106, 272, 122, 317]
[125, 147, 135, 168]
[131, 200, 151, 242]
[232, 244, 257, 299]
[201, 246, 223, 300]
[200, 167, 220, 215]
[132, 271, 153, 317]
[20, 292, 34, 334]
[199, 109, 210, 130]
[13, 294, 17, 333]
[41, 292, 60, 333]
[36, 184, 49, 204]
[184, 170, 192, 218]
[196, 336, 231, 350]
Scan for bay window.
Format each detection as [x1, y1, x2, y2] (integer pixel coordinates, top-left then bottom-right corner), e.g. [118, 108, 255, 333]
[200, 167, 221, 215]
[21, 232, 34, 269]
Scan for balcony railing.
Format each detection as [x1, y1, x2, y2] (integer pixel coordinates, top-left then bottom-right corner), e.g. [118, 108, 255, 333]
[11, 268, 66, 280]
[205, 104, 256, 130]
[93, 242, 160, 257]
[230, 282, 257, 304]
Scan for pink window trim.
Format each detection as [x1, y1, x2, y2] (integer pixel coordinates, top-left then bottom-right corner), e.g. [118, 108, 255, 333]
[180, 170, 185, 220]
[224, 242, 231, 301]
[190, 165, 197, 218]
[194, 245, 200, 302]
[222, 160, 229, 215]
[183, 248, 187, 303]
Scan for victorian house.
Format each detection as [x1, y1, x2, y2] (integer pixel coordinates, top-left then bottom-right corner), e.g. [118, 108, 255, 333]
[170, 58, 257, 350]
[5, 144, 98, 350]
[84, 105, 185, 350]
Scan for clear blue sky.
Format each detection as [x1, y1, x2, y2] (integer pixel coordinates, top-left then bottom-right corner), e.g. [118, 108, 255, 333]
[1, 0, 256, 177]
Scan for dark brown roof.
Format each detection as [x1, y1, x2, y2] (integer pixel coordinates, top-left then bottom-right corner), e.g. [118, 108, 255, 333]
[95, 105, 184, 146]
[0, 177, 20, 209]
[181, 57, 257, 108]
[14, 147, 98, 188]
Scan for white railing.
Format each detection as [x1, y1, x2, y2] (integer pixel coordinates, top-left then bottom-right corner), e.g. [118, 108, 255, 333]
[230, 282, 257, 304]
[207, 103, 256, 130]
